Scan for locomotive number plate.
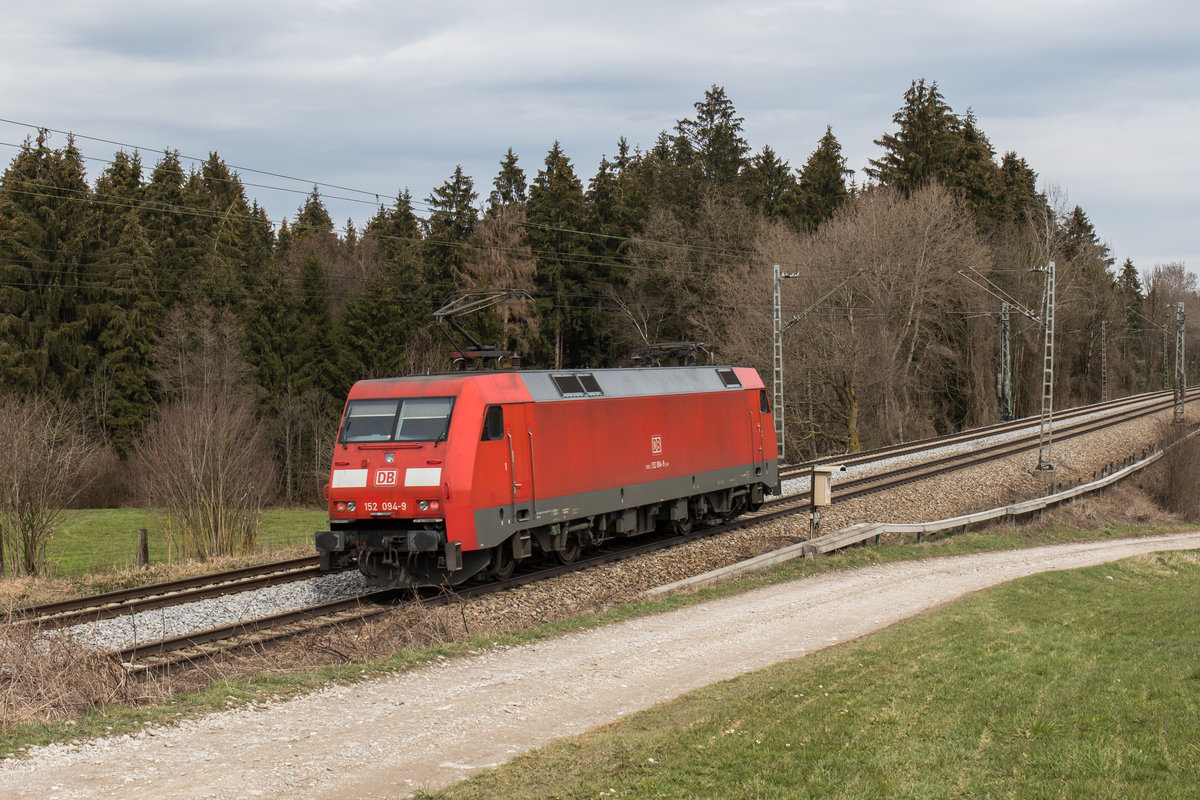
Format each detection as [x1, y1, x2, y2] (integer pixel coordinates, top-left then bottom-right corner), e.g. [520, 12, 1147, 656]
[364, 501, 408, 512]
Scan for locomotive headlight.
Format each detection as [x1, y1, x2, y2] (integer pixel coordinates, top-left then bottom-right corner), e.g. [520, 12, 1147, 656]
[418, 500, 429, 511]
[384, 452, 395, 464]
[346, 501, 356, 512]
[418, 500, 441, 512]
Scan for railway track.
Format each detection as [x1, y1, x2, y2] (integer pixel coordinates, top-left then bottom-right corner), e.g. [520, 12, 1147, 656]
[114, 525, 748, 674]
[777, 388, 1184, 482]
[10, 556, 332, 629]
[20, 388, 1193, 675]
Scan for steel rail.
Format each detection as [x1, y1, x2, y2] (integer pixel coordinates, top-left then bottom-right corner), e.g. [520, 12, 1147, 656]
[12, 556, 327, 628]
[114, 590, 396, 673]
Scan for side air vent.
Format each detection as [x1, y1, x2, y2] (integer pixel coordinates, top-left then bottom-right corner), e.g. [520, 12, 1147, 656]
[579, 373, 604, 396]
[717, 368, 741, 388]
[552, 373, 604, 398]
[551, 374, 586, 397]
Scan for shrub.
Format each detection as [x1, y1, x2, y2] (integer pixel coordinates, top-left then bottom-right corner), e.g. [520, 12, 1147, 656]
[0, 395, 96, 576]
[1150, 423, 1200, 520]
[133, 389, 276, 559]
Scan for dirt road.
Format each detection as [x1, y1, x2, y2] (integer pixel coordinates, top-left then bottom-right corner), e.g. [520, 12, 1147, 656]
[3, 532, 1198, 799]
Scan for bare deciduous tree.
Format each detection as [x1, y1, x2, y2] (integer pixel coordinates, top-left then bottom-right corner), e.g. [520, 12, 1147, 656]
[463, 205, 540, 358]
[0, 395, 95, 576]
[152, 302, 249, 403]
[788, 183, 992, 453]
[621, 195, 766, 358]
[136, 306, 275, 559]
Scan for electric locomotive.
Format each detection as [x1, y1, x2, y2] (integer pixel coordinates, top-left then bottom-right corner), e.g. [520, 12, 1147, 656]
[315, 366, 778, 587]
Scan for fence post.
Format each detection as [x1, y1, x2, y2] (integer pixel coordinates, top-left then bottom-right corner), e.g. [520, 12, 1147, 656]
[137, 528, 149, 569]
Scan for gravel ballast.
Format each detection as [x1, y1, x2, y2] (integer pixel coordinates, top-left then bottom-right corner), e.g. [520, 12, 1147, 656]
[55, 572, 372, 655]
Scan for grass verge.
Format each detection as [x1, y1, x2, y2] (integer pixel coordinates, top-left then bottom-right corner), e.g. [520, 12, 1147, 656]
[425, 550, 1200, 799]
[43, 507, 326, 578]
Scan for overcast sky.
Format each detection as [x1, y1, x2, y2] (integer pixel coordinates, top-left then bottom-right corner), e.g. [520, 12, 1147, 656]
[2, 0, 1196, 277]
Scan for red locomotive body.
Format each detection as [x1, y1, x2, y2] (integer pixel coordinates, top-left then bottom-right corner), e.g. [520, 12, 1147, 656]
[316, 366, 778, 587]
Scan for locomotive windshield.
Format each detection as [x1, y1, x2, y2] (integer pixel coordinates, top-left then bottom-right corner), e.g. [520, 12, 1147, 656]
[339, 396, 456, 443]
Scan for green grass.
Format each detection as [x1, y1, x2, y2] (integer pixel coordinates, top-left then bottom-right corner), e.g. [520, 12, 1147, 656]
[426, 551, 1200, 799]
[45, 507, 326, 577]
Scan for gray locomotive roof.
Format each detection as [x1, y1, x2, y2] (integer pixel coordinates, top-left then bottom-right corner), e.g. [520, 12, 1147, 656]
[355, 366, 757, 401]
[517, 366, 748, 401]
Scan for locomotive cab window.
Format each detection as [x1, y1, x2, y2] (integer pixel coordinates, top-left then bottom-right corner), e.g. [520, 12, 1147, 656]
[395, 397, 455, 441]
[760, 390, 771, 413]
[482, 405, 504, 441]
[338, 396, 456, 443]
[339, 399, 399, 442]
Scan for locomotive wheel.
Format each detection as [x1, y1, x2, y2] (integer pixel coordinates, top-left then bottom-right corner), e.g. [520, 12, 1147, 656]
[673, 515, 694, 535]
[487, 543, 516, 580]
[555, 534, 582, 564]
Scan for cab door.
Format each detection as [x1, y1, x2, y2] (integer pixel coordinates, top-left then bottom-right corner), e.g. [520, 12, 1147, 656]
[504, 403, 535, 522]
[748, 389, 769, 479]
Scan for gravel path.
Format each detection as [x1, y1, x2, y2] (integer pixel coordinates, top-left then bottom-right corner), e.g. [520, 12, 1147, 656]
[2, 531, 1198, 800]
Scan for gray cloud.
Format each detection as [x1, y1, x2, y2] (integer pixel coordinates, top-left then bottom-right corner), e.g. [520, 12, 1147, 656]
[1, 0, 1197, 269]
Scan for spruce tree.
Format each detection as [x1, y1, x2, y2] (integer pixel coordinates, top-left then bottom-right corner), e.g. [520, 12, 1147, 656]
[424, 166, 479, 296]
[1116, 258, 1145, 349]
[96, 211, 161, 454]
[365, 189, 422, 263]
[180, 154, 255, 311]
[0, 132, 94, 396]
[867, 80, 1005, 228]
[143, 150, 189, 308]
[996, 152, 1042, 227]
[526, 142, 609, 367]
[674, 85, 750, 193]
[89, 150, 144, 251]
[1116, 258, 1143, 306]
[292, 250, 347, 401]
[293, 187, 336, 238]
[488, 149, 528, 212]
[242, 249, 301, 421]
[1060, 205, 1113, 272]
[585, 156, 624, 250]
[867, 79, 958, 190]
[742, 145, 799, 225]
[796, 126, 852, 231]
[343, 192, 427, 378]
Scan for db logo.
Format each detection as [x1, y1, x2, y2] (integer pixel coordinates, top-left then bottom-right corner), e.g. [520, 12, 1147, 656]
[375, 469, 398, 486]
[650, 435, 662, 455]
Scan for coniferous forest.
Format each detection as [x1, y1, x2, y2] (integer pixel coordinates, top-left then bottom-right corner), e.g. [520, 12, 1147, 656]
[1, 80, 1197, 554]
